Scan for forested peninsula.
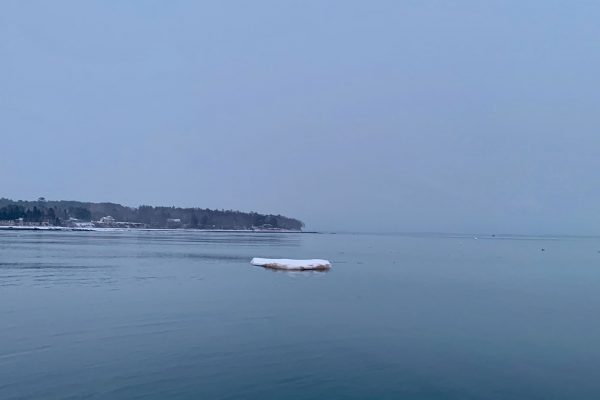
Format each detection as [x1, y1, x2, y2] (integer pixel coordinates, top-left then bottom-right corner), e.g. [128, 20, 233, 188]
[0, 198, 304, 231]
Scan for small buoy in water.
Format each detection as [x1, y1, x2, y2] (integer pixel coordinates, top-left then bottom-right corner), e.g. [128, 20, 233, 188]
[541, 248, 545, 252]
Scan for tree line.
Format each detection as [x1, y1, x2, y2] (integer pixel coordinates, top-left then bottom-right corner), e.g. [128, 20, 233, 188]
[0, 198, 304, 230]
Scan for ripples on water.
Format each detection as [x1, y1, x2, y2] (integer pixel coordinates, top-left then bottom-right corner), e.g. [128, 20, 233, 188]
[1, 230, 600, 399]
[0, 231, 300, 287]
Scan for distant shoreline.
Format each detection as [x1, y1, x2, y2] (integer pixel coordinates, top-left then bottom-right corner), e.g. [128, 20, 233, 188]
[0, 198, 305, 231]
[0, 226, 319, 234]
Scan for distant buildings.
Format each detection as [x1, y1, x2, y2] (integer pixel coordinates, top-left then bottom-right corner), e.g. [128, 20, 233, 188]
[99, 216, 116, 224]
[0, 217, 46, 227]
[0, 218, 20, 226]
[66, 218, 94, 229]
[93, 216, 146, 229]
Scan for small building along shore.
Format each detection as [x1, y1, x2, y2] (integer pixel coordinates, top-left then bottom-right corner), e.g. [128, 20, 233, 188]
[92, 216, 147, 229]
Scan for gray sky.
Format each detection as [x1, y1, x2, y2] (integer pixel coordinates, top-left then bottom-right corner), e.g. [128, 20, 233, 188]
[2, 1, 600, 233]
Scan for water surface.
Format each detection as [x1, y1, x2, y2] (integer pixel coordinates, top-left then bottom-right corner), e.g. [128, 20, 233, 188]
[1, 230, 600, 399]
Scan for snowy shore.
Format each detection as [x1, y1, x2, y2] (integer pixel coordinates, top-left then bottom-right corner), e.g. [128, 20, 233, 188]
[0, 226, 307, 233]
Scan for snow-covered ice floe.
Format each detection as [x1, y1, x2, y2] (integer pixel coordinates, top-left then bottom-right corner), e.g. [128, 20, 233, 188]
[251, 258, 331, 271]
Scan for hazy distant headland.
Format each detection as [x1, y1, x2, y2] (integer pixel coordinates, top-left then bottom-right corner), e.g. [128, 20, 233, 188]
[0, 198, 304, 231]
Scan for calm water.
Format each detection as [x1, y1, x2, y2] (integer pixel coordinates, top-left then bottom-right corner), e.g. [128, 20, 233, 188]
[1, 230, 600, 399]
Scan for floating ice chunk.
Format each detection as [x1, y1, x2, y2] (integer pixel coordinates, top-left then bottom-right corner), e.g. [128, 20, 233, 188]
[251, 258, 331, 271]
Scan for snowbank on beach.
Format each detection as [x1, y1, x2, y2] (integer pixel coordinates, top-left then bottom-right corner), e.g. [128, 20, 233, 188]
[251, 258, 331, 271]
[0, 225, 89, 231]
[0, 226, 125, 232]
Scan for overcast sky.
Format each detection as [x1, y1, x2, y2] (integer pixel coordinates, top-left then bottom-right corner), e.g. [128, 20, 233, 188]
[2, 1, 600, 233]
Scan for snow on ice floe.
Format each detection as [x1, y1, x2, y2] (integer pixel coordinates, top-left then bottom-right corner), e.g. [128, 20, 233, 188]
[251, 258, 331, 271]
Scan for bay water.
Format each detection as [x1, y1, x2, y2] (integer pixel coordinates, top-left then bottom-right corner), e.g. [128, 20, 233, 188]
[1, 230, 599, 399]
